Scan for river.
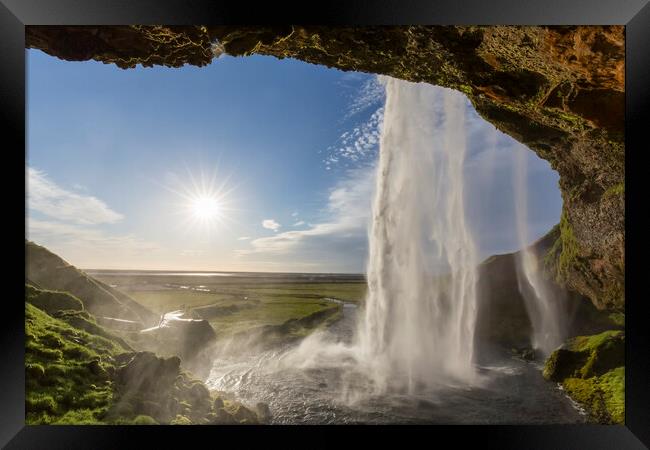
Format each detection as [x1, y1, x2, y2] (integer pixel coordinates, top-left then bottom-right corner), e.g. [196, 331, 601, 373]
[205, 301, 586, 424]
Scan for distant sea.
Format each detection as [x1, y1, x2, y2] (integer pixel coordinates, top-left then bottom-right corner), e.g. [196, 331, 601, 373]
[84, 269, 366, 282]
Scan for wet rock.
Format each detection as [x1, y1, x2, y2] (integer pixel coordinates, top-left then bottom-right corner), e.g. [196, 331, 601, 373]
[543, 331, 625, 424]
[137, 315, 216, 378]
[231, 404, 259, 424]
[116, 352, 181, 395]
[213, 407, 238, 424]
[255, 402, 272, 423]
[510, 347, 538, 361]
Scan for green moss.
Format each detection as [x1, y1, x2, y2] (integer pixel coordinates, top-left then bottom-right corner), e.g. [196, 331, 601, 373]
[26, 284, 84, 315]
[557, 111, 580, 123]
[563, 367, 624, 424]
[53, 409, 105, 425]
[544, 330, 624, 424]
[608, 312, 625, 327]
[26, 363, 45, 379]
[567, 330, 622, 353]
[132, 415, 158, 425]
[25, 279, 224, 426]
[458, 84, 473, 95]
[554, 209, 582, 283]
[170, 414, 192, 425]
[603, 182, 624, 198]
[25, 302, 122, 424]
[26, 392, 58, 414]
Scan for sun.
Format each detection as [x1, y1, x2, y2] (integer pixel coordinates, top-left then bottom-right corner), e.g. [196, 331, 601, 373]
[191, 195, 222, 221]
[160, 164, 239, 235]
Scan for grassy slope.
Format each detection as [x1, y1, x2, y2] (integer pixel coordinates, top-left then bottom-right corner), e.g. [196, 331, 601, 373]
[25, 286, 260, 425]
[26, 241, 157, 325]
[26, 302, 126, 424]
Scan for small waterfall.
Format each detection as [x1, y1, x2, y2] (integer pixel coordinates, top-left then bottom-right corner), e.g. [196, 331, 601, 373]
[357, 77, 479, 392]
[512, 145, 568, 356]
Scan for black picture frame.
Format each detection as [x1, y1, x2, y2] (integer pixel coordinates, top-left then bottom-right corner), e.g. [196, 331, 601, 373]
[2, 0, 648, 448]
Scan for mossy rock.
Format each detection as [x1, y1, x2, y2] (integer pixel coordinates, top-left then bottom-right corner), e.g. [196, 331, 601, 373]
[170, 414, 192, 425]
[132, 415, 158, 425]
[230, 404, 259, 424]
[563, 367, 624, 424]
[543, 330, 624, 381]
[543, 330, 624, 424]
[542, 349, 583, 381]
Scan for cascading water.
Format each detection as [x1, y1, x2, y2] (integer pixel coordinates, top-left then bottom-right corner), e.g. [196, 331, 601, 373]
[512, 145, 568, 356]
[356, 77, 480, 392]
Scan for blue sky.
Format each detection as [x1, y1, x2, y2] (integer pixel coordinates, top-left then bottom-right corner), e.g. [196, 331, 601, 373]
[26, 49, 563, 272]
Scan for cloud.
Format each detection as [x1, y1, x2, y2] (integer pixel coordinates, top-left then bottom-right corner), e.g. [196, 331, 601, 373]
[180, 249, 205, 257]
[293, 220, 305, 227]
[343, 76, 386, 120]
[237, 236, 251, 241]
[27, 167, 123, 225]
[262, 219, 281, 232]
[325, 106, 384, 171]
[27, 219, 161, 258]
[237, 165, 376, 272]
[291, 211, 299, 217]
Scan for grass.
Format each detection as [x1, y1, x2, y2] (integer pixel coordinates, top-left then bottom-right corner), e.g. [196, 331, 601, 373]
[25, 302, 127, 424]
[209, 298, 337, 336]
[124, 281, 365, 339]
[26, 284, 83, 315]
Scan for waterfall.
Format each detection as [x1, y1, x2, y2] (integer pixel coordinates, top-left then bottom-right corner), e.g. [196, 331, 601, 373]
[512, 145, 568, 356]
[357, 77, 479, 392]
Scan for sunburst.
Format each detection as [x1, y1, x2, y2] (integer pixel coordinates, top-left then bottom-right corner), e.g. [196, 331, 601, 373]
[163, 163, 239, 235]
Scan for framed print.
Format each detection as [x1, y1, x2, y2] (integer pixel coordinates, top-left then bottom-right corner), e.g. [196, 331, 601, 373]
[1, 0, 648, 448]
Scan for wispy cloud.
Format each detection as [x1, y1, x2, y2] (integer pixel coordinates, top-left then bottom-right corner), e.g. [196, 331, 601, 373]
[293, 220, 305, 227]
[27, 219, 161, 255]
[27, 167, 123, 225]
[262, 219, 281, 232]
[291, 211, 299, 217]
[237, 165, 376, 272]
[324, 106, 384, 171]
[343, 76, 386, 121]
[237, 236, 251, 241]
[322, 75, 386, 172]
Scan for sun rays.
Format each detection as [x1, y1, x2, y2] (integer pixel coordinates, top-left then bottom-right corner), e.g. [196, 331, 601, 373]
[161, 163, 240, 236]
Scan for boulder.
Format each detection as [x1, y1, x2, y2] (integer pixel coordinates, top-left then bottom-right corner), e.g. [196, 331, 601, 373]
[542, 330, 625, 424]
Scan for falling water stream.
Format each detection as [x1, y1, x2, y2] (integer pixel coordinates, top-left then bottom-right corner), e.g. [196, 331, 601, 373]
[357, 77, 479, 391]
[205, 78, 585, 424]
[513, 145, 569, 356]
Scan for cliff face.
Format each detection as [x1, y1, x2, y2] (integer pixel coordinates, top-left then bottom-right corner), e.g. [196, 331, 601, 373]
[26, 25, 625, 311]
[475, 225, 622, 351]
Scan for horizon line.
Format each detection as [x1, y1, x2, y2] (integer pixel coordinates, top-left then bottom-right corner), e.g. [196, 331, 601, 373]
[82, 268, 367, 276]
